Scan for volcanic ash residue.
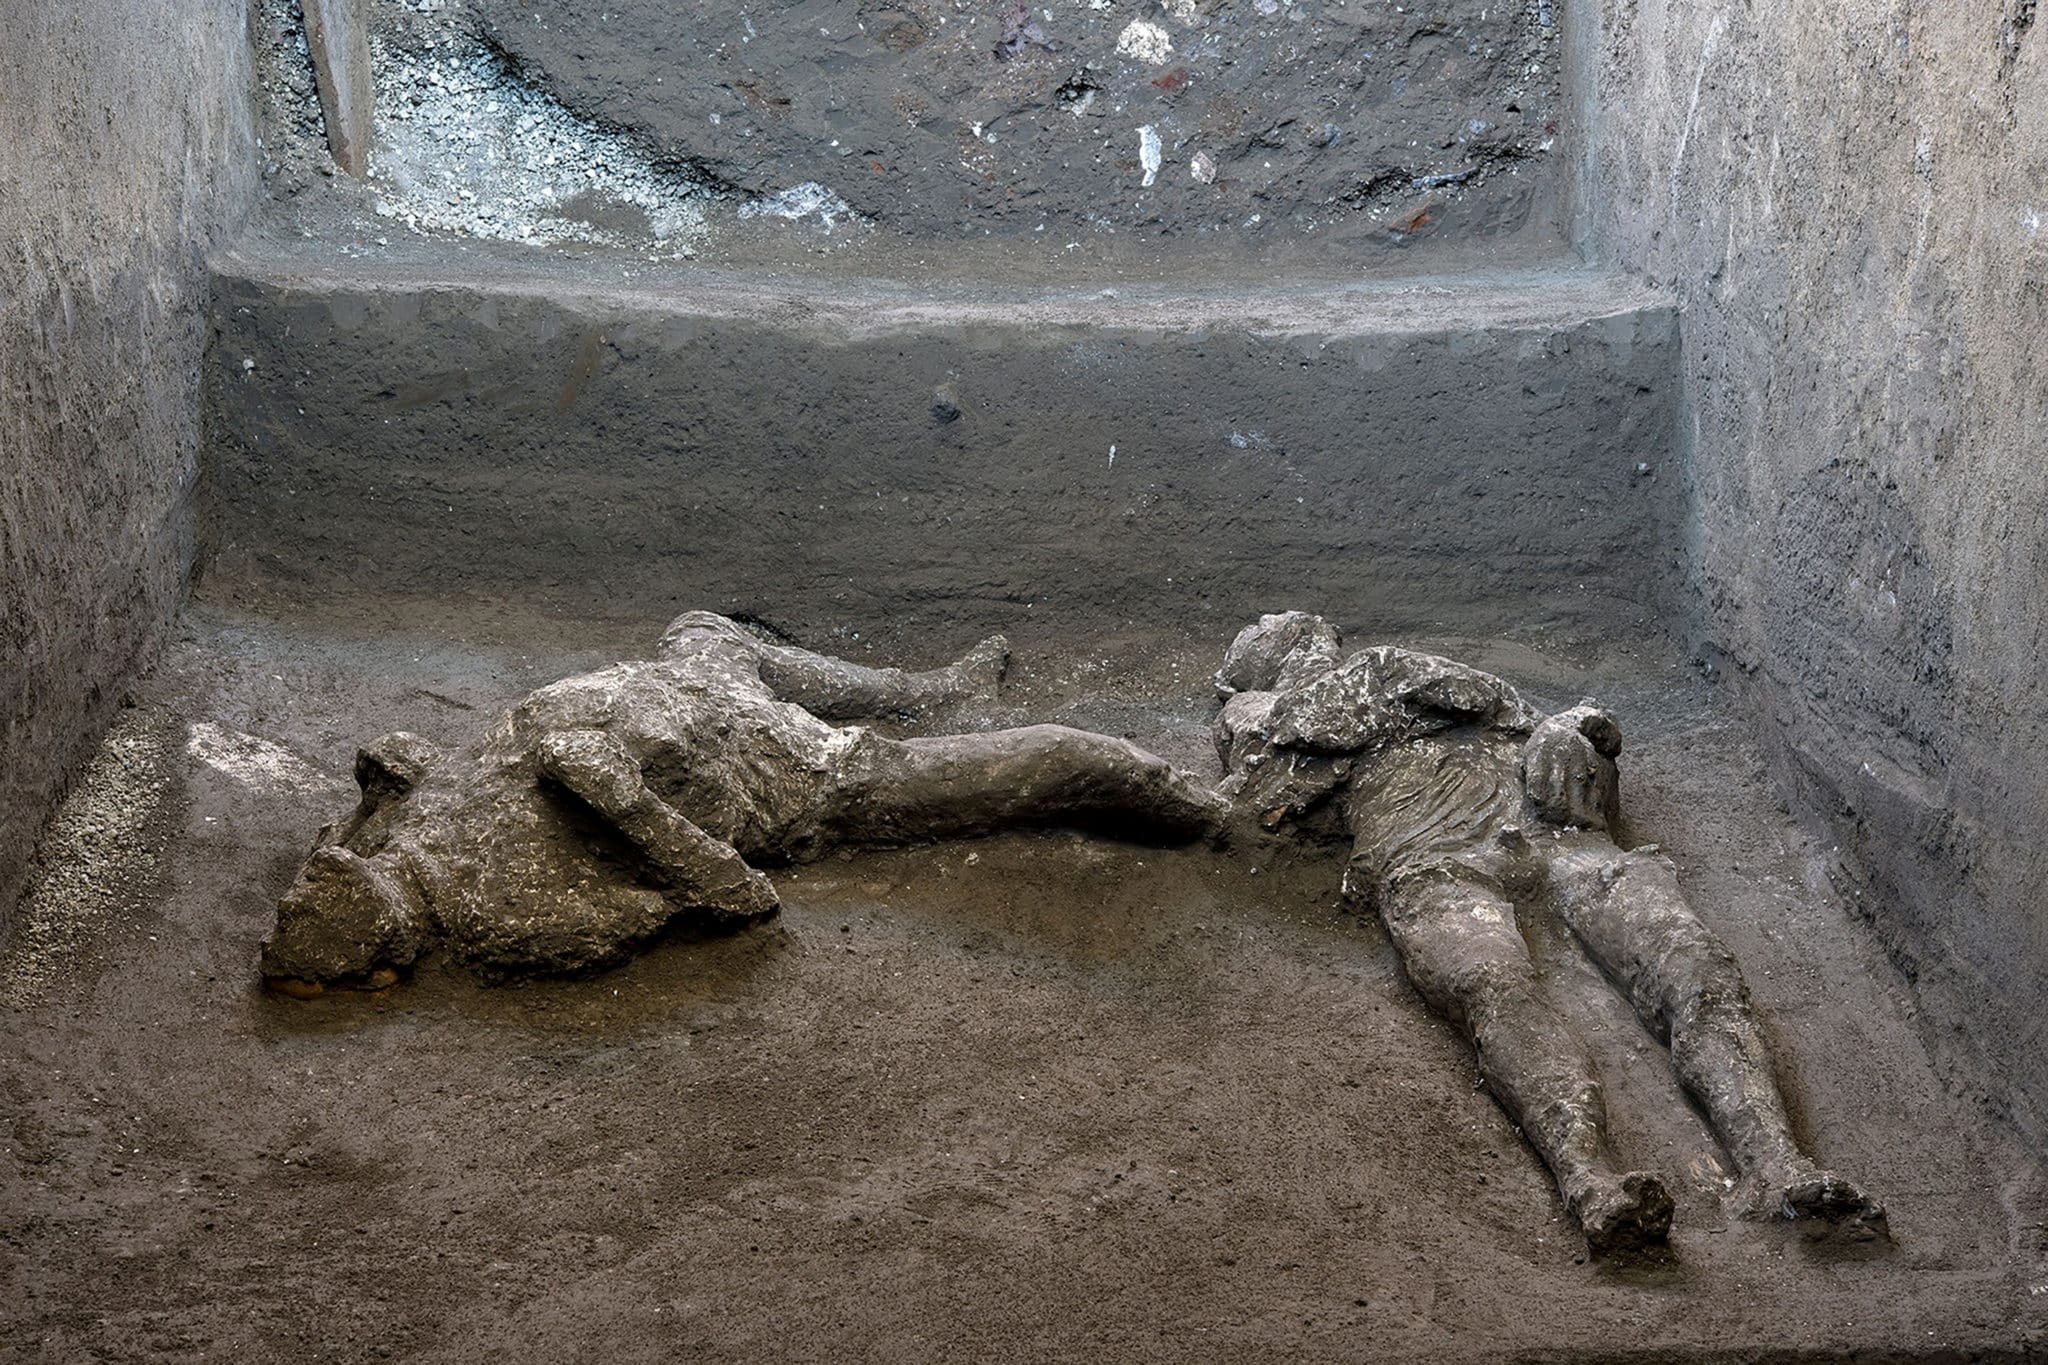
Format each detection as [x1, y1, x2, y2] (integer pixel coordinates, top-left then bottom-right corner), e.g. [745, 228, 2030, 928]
[369, 15, 713, 253]
[1, 708, 179, 1010]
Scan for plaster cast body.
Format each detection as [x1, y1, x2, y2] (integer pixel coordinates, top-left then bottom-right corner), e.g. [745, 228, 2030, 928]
[262, 612, 1223, 987]
[1214, 612, 1884, 1253]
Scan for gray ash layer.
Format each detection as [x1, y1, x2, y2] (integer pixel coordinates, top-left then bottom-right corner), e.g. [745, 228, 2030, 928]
[253, 0, 1560, 254]
[368, 16, 714, 251]
[252, 0, 330, 191]
[255, 0, 733, 252]
[0, 707, 178, 1009]
[471, 0, 1564, 245]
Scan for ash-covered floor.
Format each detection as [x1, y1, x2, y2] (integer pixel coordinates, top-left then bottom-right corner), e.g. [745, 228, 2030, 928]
[4, 598, 2045, 1362]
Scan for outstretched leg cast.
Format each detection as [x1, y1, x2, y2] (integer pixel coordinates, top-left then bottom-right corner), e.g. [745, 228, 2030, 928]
[817, 725, 1226, 850]
[1379, 868, 1674, 1253]
[1546, 843, 1884, 1226]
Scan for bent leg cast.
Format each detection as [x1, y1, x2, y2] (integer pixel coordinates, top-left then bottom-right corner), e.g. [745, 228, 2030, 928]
[755, 634, 1009, 721]
[1381, 871, 1673, 1253]
[1547, 845, 1884, 1230]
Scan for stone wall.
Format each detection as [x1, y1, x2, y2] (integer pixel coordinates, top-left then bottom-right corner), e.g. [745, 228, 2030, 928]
[1573, 0, 2048, 1131]
[0, 3, 256, 937]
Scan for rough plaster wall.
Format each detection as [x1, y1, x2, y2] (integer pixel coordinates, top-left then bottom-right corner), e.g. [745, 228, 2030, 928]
[0, 4, 256, 938]
[1576, 0, 2048, 1130]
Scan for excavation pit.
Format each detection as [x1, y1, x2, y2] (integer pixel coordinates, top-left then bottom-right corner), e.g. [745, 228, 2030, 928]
[7, 0, 2048, 1358]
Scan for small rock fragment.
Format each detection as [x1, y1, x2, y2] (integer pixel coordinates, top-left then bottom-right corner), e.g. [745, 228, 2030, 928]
[1115, 20, 1173, 65]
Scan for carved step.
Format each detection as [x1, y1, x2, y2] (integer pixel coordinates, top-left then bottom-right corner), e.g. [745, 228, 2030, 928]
[202, 239, 1679, 645]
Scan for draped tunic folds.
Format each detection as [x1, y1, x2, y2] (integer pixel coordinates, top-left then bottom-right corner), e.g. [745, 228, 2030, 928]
[1342, 731, 1527, 889]
[1219, 645, 1543, 891]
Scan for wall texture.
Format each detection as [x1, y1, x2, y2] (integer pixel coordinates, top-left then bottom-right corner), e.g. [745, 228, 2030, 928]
[199, 254, 1679, 654]
[1575, 1, 2048, 1130]
[472, 0, 1566, 248]
[0, 4, 255, 938]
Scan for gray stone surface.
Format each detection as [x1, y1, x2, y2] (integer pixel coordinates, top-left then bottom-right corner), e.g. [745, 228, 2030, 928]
[199, 243, 1682, 652]
[470, 0, 1566, 249]
[0, 2, 256, 943]
[1572, 0, 2048, 1133]
[301, 0, 375, 176]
